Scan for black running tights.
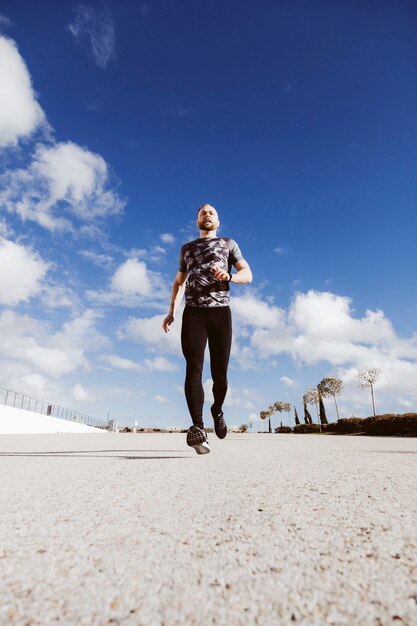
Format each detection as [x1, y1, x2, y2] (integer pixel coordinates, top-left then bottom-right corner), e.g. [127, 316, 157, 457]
[181, 305, 232, 428]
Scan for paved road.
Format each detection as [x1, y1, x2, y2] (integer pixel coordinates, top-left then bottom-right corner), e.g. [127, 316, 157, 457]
[0, 433, 416, 625]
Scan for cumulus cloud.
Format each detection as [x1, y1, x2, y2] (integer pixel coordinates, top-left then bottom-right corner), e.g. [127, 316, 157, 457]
[115, 290, 417, 403]
[0, 36, 46, 147]
[160, 233, 175, 244]
[68, 4, 116, 69]
[100, 354, 177, 373]
[233, 289, 417, 403]
[111, 259, 152, 296]
[202, 378, 257, 410]
[0, 309, 107, 381]
[87, 258, 169, 307]
[0, 142, 125, 231]
[233, 293, 286, 329]
[119, 311, 183, 355]
[73, 383, 89, 402]
[0, 238, 49, 305]
[281, 376, 297, 388]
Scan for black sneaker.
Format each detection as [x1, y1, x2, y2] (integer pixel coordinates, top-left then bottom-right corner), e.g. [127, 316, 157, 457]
[186, 426, 210, 455]
[211, 406, 227, 439]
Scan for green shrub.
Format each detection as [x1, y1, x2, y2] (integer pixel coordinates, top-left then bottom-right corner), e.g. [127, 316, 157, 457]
[335, 417, 366, 434]
[363, 413, 417, 437]
[293, 423, 321, 434]
[323, 422, 338, 432]
[275, 426, 292, 433]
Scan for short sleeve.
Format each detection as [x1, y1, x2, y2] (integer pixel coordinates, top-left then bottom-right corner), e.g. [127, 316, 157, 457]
[227, 238, 244, 265]
[178, 244, 187, 273]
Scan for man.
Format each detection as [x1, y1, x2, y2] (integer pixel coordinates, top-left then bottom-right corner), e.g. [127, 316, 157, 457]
[162, 203, 252, 454]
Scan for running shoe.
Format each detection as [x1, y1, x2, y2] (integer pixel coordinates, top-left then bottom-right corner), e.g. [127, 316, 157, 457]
[186, 425, 210, 455]
[211, 406, 227, 439]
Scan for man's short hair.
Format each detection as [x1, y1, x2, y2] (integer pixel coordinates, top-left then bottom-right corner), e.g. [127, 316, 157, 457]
[196, 203, 215, 217]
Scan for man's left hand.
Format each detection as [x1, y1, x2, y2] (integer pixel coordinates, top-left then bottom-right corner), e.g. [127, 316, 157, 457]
[210, 266, 229, 281]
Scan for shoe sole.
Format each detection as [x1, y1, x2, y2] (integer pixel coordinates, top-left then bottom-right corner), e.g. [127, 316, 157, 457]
[187, 426, 210, 455]
[194, 442, 210, 455]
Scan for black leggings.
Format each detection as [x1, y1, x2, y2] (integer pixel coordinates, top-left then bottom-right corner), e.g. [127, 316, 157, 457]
[181, 305, 232, 428]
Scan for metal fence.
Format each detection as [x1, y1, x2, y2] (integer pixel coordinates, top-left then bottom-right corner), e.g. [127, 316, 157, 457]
[0, 387, 109, 429]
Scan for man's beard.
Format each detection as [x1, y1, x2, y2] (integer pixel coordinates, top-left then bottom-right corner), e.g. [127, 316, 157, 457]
[198, 219, 216, 231]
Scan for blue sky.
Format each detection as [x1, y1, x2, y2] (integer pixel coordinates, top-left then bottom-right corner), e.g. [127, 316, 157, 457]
[1, 0, 417, 428]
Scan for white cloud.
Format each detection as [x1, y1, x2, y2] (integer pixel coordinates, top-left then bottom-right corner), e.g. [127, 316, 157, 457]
[233, 293, 286, 329]
[160, 233, 175, 244]
[0, 238, 49, 305]
[100, 354, 177, 373]
[79, 250, 114, 269]
[87, 258, 169, 307]
[0, 36, 46, 147]
[41, 284, 79, 310]
[202, 378, 256, 410]
[144, 356, 177, 372]
[68, 5, 116, 69]
[100, 354, 142, 372]
[0, 218, 11, 237]
[0, 309, 107, 381]
[155, 394, 171, 405]
[233, 289, 417, 403]
[0, 14, 12, 28]
[73, 383, 89, 402]
[1, 141, 125, 231]
[111, 259, 152, 296]
[119, 311, 183, 354]
[281, 376, 297, 388]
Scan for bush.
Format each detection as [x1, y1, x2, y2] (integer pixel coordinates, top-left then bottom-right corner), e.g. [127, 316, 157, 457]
[323, 422, 338, 432]
[275, 426, 292, 433]
[335, 418, 366, 434]
[293, 423, 322, 434]
[363, 413, 417, 437]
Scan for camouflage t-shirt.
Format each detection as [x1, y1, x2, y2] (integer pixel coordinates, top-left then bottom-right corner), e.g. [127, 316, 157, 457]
[179, 237, 244, 307]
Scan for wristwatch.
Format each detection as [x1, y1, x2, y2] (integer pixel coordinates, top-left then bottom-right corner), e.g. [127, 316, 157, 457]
[228, 273, 233, 283]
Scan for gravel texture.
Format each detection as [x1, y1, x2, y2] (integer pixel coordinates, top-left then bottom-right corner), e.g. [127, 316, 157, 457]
[0, 432, 416, 625]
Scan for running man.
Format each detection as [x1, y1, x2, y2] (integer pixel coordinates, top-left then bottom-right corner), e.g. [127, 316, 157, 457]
[162, 203, 253, 454]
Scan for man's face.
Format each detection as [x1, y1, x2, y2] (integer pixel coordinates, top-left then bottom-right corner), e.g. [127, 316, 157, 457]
[197, 205, 220, 232]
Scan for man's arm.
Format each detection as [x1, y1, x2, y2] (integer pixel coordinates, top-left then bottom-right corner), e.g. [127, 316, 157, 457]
[162, 271, 187, 333]
[211, 259, 253, 284]
[229, 259, 252, 284]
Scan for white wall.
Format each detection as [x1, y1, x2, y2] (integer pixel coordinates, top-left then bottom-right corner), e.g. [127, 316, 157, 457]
[0, 404, 108, 434]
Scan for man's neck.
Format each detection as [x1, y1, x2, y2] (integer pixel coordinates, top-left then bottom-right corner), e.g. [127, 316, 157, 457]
[198, 229, 218, 239]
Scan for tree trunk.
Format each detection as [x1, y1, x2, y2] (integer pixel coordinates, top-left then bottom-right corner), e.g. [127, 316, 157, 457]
[294, 407, 300, 425]
[371, 384, 376, 417]
[333, 395, 340, 421]
[319, 393, 328, 424]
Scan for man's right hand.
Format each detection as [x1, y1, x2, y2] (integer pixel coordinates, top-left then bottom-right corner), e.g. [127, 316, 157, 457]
[162, 312, 174, 333]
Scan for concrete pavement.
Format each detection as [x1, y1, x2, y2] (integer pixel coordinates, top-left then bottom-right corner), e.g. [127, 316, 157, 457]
[0, 433, 416, 625]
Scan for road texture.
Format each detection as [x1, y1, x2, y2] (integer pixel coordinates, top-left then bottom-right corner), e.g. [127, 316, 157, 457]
[0, 432, 416, 625]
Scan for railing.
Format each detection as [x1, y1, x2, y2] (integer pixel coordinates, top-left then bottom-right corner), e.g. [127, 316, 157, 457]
[0, 387, 109, 429]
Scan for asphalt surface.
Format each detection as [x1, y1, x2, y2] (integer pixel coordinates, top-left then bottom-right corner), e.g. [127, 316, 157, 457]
[1, 432, 416, 626]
